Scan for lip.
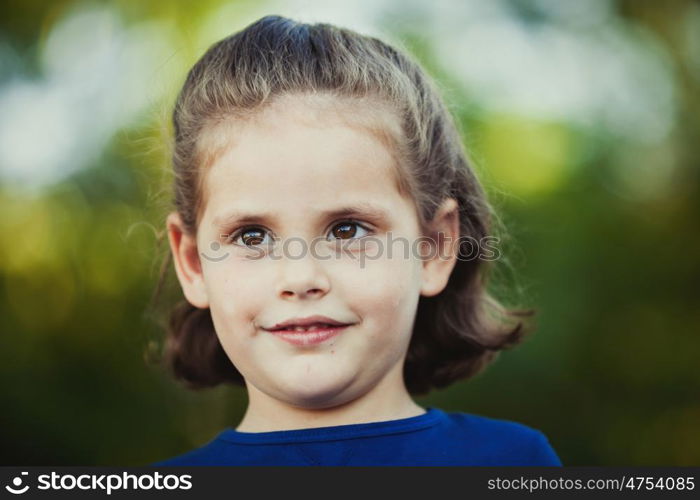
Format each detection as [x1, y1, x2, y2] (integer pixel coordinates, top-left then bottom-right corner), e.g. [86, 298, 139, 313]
[265, 315, 352, 331]
[269, 324, 351, 346]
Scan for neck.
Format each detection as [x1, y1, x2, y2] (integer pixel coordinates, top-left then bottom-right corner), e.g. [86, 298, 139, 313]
[235, 364, 424, 432]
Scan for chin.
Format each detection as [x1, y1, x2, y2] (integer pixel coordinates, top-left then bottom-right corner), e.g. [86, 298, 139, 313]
[273, 376, 358, 410]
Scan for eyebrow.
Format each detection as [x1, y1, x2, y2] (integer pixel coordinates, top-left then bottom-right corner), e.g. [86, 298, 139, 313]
[212, 203, 392, 231]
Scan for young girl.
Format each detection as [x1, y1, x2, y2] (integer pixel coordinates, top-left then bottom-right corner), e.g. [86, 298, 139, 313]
[151, 15, 561, 466]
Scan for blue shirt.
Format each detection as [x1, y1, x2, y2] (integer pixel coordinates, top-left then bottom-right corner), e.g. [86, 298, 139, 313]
[152, 407, 562, 466]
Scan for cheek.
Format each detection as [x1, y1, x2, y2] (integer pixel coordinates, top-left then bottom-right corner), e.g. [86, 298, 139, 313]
[339, 250, 422, 327]
[202, 261, 277, 376]
[201, 260, 272, 334]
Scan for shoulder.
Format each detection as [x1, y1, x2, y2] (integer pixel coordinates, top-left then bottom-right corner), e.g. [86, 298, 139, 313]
[434, 409, 562, 466]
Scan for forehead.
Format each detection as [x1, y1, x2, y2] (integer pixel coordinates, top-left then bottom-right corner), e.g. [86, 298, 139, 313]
[198, 95, 412, 225]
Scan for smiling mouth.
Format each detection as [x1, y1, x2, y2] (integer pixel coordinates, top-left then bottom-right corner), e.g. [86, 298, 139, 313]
[268, 323, 348, 332]
[267, 324, 352, 346]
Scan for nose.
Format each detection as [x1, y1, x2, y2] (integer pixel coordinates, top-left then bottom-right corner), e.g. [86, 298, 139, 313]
[276, 246, 330, 300]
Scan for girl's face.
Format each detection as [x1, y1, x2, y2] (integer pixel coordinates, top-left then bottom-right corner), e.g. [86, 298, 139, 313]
[168, 95, 458, 410]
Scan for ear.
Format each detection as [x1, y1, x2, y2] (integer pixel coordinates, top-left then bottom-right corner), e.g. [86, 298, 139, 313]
[166, 211, 210, 308]
[420, 198, 460, 297]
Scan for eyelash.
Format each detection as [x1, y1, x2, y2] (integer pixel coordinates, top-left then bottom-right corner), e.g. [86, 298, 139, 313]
[225, 220, 373, 247]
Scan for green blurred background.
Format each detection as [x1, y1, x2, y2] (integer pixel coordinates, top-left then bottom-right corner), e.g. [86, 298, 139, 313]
[1, 0, 698, 465]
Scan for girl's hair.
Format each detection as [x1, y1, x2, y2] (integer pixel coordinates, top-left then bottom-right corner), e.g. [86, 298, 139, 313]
[151, 15, 532, 395]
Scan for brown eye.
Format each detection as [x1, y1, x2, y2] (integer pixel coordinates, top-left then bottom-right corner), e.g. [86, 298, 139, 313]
[242, 229, 264, 245]
[328, 221, 369, 240]
[332, 223, 356, 239]
[231, 227, 270, 246]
